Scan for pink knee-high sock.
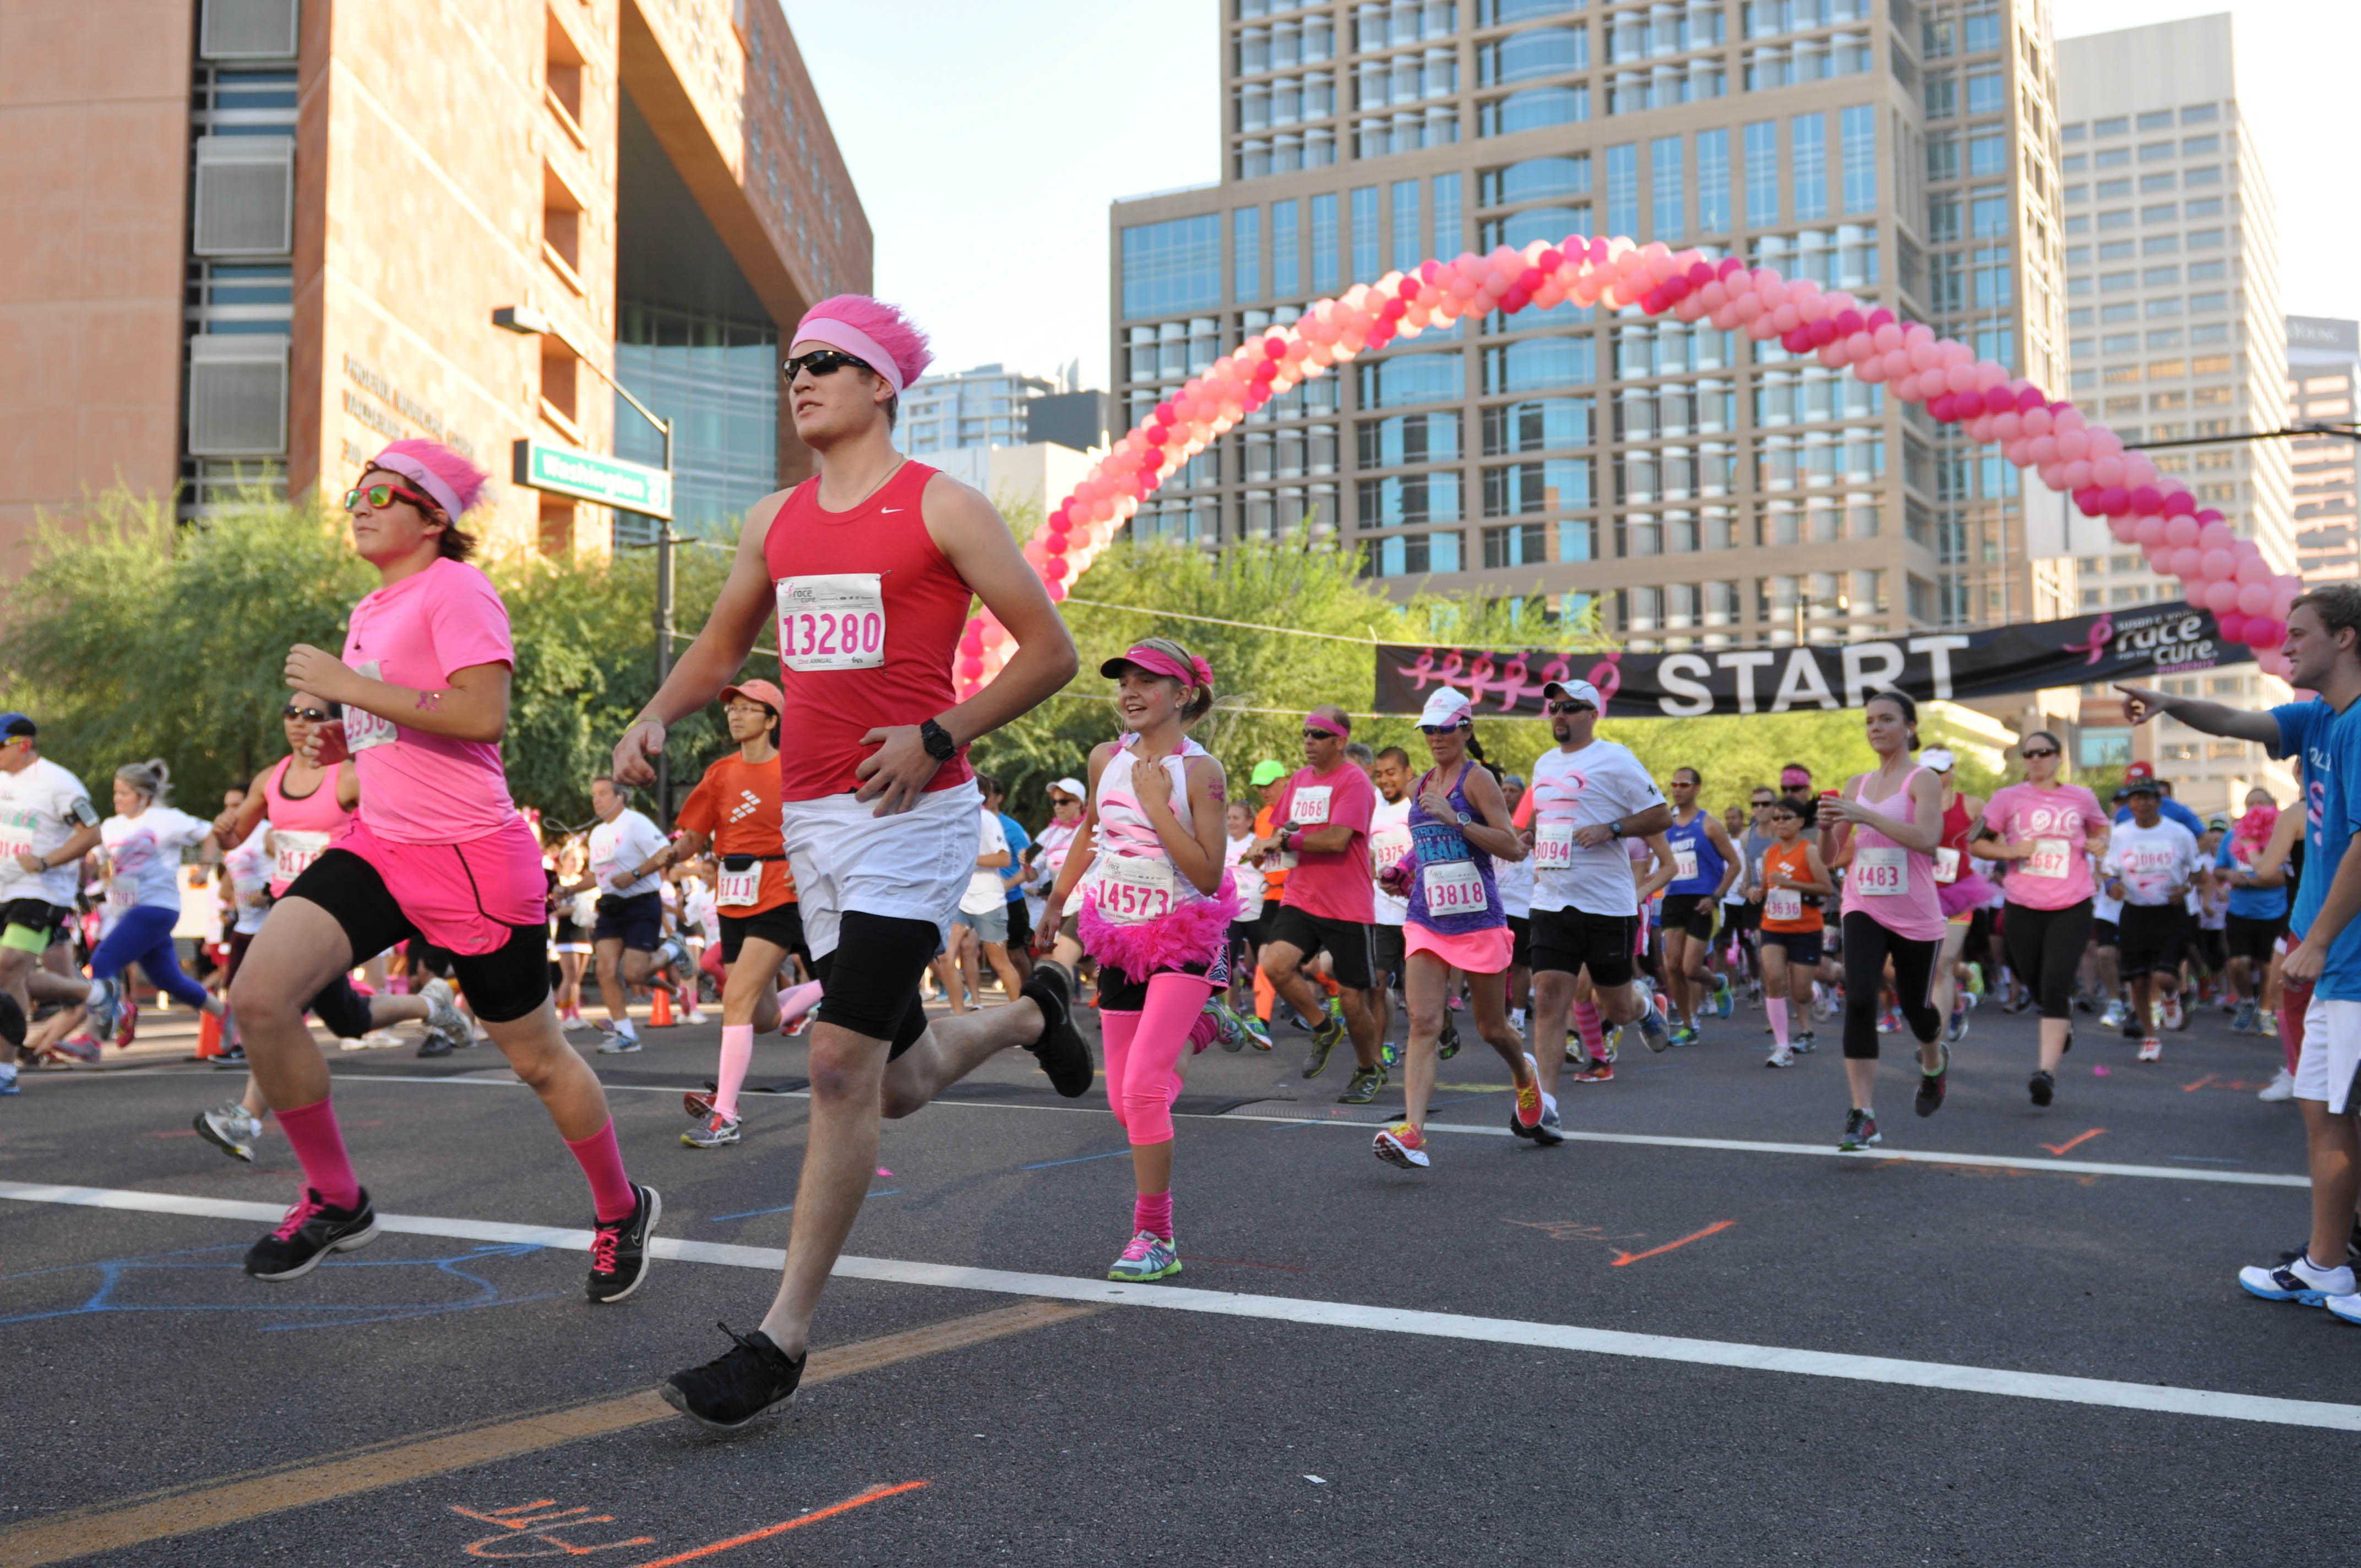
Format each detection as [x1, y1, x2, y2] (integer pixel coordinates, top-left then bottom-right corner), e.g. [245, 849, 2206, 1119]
[1573, 1000, 1605, 1057]
[1134, 1189, 1173, 1241]
[564, 1120, 638, 1223]
[1767, 996, 1789, 1047]
[276, 1097, 361, 1210]
[1186, 1002, 1220, 1054]
[1100, 1009, 1139, 1134]
[776, 980, 823, 1031]
[714, 1025, 755, 1119]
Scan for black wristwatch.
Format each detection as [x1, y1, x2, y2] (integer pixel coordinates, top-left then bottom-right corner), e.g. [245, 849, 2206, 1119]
[918, 718, 958, 762]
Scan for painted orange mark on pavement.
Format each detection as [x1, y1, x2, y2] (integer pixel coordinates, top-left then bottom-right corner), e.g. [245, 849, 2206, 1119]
[2182, 1075, 2218, 1093]
[629, 1482, 928, 1567]
[451, 1498, 654, 1558]
[1610, 1221, 1736, 1267]
[2041, 1128, 2106, 1156]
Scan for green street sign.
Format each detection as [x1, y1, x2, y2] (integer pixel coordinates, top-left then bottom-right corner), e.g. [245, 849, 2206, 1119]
[511, 438, 672, 519]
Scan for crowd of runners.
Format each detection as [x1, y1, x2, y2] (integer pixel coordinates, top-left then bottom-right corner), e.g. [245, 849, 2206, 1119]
[4, 292, 2359, 1433]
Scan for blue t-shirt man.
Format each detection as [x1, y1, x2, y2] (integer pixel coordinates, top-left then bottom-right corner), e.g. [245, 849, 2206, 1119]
[997, 812, 1031, 906]
[2216, 833, 2288, 922]
[2273, 698, 2361, 1000]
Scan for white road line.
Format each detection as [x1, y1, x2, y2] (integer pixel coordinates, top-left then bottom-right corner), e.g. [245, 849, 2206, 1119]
[3, 1179, 2353, 1435]
[327, 1073, 2310, 1190]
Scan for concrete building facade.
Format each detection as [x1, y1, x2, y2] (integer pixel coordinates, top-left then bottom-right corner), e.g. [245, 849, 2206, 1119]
[899, 363, 1059, 458]
[1108, 0, 2072, 649]
[2285, 314, 2359, 585]
[2054, 14, 2292, 815]
[0, 0, 868, 567]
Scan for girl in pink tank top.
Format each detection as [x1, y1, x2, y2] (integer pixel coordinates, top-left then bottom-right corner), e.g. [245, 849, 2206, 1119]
[1820, 690, 1951, 1151]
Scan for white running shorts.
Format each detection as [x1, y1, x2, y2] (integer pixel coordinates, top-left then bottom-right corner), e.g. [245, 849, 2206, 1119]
[2295, 995, 2361, 1115]
[780, 781, 983, 961]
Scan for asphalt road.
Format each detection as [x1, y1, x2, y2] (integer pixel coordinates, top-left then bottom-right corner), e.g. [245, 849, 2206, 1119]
[0, 988, 2340, 1565]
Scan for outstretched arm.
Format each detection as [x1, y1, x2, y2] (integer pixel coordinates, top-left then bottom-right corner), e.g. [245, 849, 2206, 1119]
[2117, 684, 2283, 748]
[612, 494, 785, 787]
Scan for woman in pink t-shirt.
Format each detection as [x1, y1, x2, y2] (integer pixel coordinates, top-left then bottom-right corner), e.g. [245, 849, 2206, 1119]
[226, 439, 656, 1300]
[1820, 690, 1949, 1150]
[1973, 729, 2110, 1106]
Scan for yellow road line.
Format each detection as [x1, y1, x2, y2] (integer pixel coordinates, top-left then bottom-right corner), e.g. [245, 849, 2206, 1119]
[0, 1300, 1095, 1568]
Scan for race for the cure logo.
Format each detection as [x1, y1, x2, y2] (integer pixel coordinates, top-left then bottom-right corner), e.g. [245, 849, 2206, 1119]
[2110, 608, 2222, 676]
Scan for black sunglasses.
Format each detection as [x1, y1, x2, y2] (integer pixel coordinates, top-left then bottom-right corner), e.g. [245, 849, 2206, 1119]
[782, 348, 874, 381]
[1547, 700, 1595, 715]
[2021, 747, 2058, 759]
[282, 705, 329, 723]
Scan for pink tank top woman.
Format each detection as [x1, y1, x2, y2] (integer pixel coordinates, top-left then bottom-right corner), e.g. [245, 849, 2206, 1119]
[1841, 765, 1945, 943]
[262, 755, 355, 899]
[1076, 733, 1239, 978]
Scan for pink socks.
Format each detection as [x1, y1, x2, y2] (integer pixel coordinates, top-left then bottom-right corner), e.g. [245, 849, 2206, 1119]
[714, 1025, 755, 1119]
[1134, 1189, 1173, 1241]
[1767, 997, 1789, 1047]
[276, 1097, 361, 1210]
[776, 981, 824, 1032]
[1185, 1004, 1220, 1055]
[564, 1120, 639, 1223]
[1573, 1000, 1605, 1057]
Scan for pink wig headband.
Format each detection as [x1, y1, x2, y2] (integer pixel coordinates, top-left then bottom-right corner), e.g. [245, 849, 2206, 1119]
[1103, 644, 1213, 691]
[790, 294, 934, 398]
[367, 439, 487, 521]
[1304, 711, 1350, 738]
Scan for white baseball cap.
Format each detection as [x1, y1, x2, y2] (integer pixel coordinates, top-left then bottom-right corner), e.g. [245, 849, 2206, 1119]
[1542, 678, 1603, 710]
[1049, 776, 1085, 798]
[1921, 747, 1956, 774]
[1418, 685, 1475, 728]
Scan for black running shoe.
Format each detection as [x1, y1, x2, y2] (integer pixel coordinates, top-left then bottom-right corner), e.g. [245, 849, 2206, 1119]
[244, 1186, 378, 1280]
[1019, 962, 1094, 1098]
[661, 1321, 807, 1432]
[1301, 1015, 1343, 1079]
[1337, 1065, 1384, 1104]
[1438, 1017, 1461, 1060]
[2028, 1069, 2055, 1108]
[1914, 1045, 1949, 1118]
[1530, 1101, 1566, 1146]
[587, 1183, 661, 1304]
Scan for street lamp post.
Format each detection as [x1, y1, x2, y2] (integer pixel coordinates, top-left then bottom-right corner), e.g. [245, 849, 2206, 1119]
[493, 306, 679, 820]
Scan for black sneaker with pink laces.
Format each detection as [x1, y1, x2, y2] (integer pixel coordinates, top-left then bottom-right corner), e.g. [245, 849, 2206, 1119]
[587, 1183, 661, 1303]
[243, 1186, 378, 1281]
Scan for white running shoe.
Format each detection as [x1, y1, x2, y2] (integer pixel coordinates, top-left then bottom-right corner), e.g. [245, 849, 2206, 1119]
[2100, 999, 2126, 1029]
[358, 1029, 403, 1050]
[2137, 1037, 2162, 1063]
[1766, 1047, 1796, 1069]
[2162, 994, 2186, 1032]
[194, 1104, 261, 1162]
[2259, 1066, 2297, 1103]
[419, 979, 469, 1053]
[598, 1025, 644, 1055]
[2239, 1253, 2355, 1305]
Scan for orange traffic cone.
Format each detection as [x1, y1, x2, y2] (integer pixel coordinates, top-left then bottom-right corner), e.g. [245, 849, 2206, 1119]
[649, 985, 674, 1028]
[195, 1009, 224, 1059]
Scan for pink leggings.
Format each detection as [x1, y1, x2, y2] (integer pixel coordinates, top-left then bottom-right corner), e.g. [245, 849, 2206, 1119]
[1099, 972, 1216, 1146]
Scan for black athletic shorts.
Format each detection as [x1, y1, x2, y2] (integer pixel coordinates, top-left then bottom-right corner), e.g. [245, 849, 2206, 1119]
[282, 848, 548, 1024]
[2116, 903, 2188, 978]
[2226, 911, 2286, 966]
[1761, 928, 1823, 968]
[1725, 900, 1760, 936]
[0, 898, 72, 946]
[1370, 922, 1406, 983]
[2093, 918, 2120, 947]
[1531, 906, 1639, 989]
[1660, 892, 1719, 941]
[810, 910, 940, 1060]
[1004, 897, 1032, 952]
[1508, 913, 1532, 971]
[720, 902, 806, 966]
[1097, 951, 1226, 1013]
[592, 891, 663, 951]
[1262, 904, 1375, 990]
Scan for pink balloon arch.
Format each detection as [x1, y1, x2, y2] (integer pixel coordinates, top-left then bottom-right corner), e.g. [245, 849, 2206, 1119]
[951, 235, 2304, 699]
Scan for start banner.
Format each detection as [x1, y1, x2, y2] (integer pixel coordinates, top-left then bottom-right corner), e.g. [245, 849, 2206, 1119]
[1373, 605, 2249, 720]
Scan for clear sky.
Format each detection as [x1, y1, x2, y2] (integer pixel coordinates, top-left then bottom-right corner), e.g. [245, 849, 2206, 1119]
[782, 0, 2350, 395]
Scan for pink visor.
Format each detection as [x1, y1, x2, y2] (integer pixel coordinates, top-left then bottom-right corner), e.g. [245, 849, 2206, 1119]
[790, 311, 910, 396]
[369, 449, 463, 521]
[1779, 767, 1811, 787]
[1101, 644, 1213, 689]
[1304, 712, 1350, 738]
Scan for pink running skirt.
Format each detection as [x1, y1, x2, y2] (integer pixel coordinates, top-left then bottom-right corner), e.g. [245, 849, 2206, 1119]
[334, 815, 546, 956]
[1406, 922, 1513, 975]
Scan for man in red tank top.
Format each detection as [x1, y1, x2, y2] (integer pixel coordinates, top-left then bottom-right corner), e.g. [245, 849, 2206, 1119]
[612, 295, 1084, 1430]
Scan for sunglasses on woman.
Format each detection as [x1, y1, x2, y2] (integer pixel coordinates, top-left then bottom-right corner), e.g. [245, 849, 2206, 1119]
[781, 348, 874, 380]
[343, 482, 437, 514]
[2021, 747, 2058, 759]
[282, 705, 330, 723]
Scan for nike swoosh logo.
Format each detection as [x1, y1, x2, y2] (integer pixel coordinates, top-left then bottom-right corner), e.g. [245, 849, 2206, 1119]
[882, 507, 905, 513]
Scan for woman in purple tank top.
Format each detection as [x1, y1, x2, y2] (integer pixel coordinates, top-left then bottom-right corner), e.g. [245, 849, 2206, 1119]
[1819, 690, 1951, 1152]
[1372, 687, 1543, 1172]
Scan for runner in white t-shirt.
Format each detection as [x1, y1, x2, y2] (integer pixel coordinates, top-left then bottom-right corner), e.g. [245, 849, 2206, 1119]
[1367, 746, 1415, 1061]
[0, 714, 103, 1091]
[81, 759, 230, 1044]
[1516, 679, 1674, 1117]
[585, 777, 676, 1051]
[2101, 777, 2209, 1060]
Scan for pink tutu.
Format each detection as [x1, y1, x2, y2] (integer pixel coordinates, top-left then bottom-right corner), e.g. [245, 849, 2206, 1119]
[1936, 870, 1992, 919]
[1080, 870, 1239, 977]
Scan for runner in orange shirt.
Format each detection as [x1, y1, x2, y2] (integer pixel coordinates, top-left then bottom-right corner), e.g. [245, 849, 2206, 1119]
[669, 680, 819, 1148]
